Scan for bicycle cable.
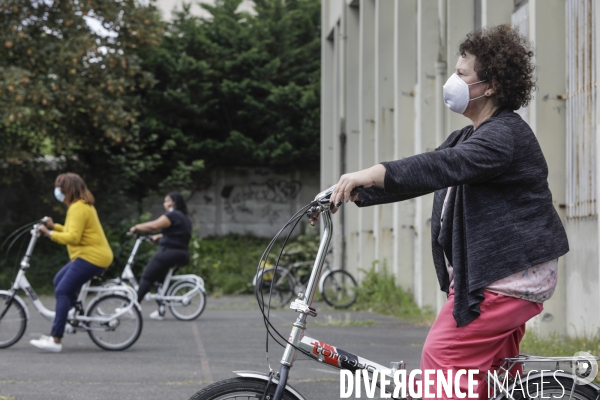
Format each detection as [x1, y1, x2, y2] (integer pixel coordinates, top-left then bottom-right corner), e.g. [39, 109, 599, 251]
[7, 230, 29, 288]
[257, 188, 362, 370]
[0, 220, 40, 252]
[4, 226, 38, 261]
[256, 200, 326, 368]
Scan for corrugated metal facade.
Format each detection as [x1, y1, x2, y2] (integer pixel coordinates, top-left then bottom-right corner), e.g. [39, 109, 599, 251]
[323, 0, 600, 336]
[566, 0, 597, 218]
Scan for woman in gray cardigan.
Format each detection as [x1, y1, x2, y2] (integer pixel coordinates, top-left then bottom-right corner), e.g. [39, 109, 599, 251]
[328, 25, 568, 398]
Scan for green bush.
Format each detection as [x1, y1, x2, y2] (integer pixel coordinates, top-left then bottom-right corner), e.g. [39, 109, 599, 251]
[354, 262, 435, 325]
[181, 233, 319, 295]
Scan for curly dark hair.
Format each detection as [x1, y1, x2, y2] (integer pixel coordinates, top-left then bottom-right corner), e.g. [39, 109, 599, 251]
[459, 25, 536, 110]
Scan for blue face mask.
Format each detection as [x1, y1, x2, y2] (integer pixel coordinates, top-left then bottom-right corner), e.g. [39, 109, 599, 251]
[54, 187, 65, 202]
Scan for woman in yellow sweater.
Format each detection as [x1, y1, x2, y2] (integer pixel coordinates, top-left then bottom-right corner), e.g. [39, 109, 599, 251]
[30, 173, 113, 353]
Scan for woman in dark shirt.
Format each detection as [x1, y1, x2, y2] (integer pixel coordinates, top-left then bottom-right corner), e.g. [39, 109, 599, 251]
[130, 191, 192, 320]
[326, 26, 568, 398]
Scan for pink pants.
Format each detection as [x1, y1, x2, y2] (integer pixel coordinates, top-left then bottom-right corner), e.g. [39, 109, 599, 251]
[420, 290, 543, 399]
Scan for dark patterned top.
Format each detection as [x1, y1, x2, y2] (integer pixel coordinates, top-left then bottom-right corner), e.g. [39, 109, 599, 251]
[356, 109, 569, 327]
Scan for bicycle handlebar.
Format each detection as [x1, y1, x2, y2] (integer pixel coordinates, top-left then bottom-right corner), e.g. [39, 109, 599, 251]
[308, 186, 363, 219]
[125, 231, 154, 242]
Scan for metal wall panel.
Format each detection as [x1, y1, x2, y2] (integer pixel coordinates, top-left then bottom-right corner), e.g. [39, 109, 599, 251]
[511, 2, 531, 126]
[566, 0, 597, 218]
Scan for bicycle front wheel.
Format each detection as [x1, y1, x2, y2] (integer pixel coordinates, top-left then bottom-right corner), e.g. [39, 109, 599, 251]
[189, 377, 301, 400]
[0, 293, 27, 349]
[167, 280, 206, 321]
[500, 375, 598, 400]
[321, 270, 358, 308]
[86, 294, 143, 351]
[255, 268, 295, 309]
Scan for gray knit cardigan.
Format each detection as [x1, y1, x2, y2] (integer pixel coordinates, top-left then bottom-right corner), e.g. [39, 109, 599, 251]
[356, 109, 569, 327]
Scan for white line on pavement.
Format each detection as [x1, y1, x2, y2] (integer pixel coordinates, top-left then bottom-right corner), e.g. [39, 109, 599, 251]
[191, 322, 214, 383]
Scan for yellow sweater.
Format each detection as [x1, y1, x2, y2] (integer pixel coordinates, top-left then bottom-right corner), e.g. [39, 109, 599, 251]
[51, 200, 114, 268]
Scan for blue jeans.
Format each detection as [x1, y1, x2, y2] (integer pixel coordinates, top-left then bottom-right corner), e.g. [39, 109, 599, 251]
[51, 258, 104, 338]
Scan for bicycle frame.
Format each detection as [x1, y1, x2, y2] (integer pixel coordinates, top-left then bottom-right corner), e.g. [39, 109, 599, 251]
[246, 207, 600, 400]
[5, 223, 140, 326]
[114, 236, 206, 303]
[260, 211, 398, 399]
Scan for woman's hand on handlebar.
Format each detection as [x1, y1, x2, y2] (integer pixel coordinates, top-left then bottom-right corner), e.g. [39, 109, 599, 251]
[129, 225, 138, 235]
[43, 217, 55, 230]
[37, 224, 51, 237]
[330, 164, 386, 208]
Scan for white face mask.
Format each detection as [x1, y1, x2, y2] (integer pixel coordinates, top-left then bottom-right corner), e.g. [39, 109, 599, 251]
[443, 73, 487, 114]
[54, 187, 65, 202]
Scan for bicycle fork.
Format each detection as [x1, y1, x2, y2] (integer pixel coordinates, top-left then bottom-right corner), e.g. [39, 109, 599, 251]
[271, 212, 334, 400]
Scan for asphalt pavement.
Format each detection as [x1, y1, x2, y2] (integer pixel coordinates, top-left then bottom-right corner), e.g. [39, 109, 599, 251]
[0, 295, 429, 400]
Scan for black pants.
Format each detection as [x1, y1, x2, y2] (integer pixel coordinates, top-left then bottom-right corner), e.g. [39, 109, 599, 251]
[138, 246, 189, 303]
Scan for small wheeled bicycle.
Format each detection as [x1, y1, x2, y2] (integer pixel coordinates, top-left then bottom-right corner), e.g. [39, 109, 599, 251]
[189, 188, 600, 400]
[0, 218, 143, 351]
[105, 234, 207, 321]
[253, 249, 358, 309]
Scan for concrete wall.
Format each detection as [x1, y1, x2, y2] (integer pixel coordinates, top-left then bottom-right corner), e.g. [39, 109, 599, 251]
[144, 167, 320, 238]
[322, 0, 599, 337]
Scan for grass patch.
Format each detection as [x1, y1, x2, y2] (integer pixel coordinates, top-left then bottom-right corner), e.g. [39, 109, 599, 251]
[183, 233, 320, 295]
[520, 329, 600, 357]
[313, 313, 377, 327]
[353, 263, 435, 326]
[0, 396, 16, 400]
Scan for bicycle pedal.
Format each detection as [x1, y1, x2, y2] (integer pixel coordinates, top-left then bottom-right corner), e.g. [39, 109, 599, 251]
[65, 324, 76, 334]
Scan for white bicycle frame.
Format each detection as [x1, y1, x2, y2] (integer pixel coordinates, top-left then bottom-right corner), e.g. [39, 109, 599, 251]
[112, 236, 205, 306]
[3, 222, 140, 328]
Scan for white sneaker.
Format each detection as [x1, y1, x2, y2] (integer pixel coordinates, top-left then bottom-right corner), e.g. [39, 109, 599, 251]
[30, 335, 62, 353]
[149, 310, 165, 321]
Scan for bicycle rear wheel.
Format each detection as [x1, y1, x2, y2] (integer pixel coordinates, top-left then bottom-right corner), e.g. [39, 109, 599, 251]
[0, 293, 27, 349]
[499, 375, 598, 399]
[188, 377, 301, 400]
[321, 270, 358, 308]
[86, 294, 142, 351]
[254, 267, 295, 309]
[167, 280, 206, 321]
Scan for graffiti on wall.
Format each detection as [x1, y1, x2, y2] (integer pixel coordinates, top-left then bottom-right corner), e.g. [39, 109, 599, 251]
[221, 179, 302, 223]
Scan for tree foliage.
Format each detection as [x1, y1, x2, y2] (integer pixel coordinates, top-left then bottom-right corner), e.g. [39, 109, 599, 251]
[138, 0, 321, 170]
[0, 0, 321, 240]
[0, 0, 163, 160]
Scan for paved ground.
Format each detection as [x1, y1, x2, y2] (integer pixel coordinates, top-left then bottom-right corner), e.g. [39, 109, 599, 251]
[0, 295, 429, 400]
